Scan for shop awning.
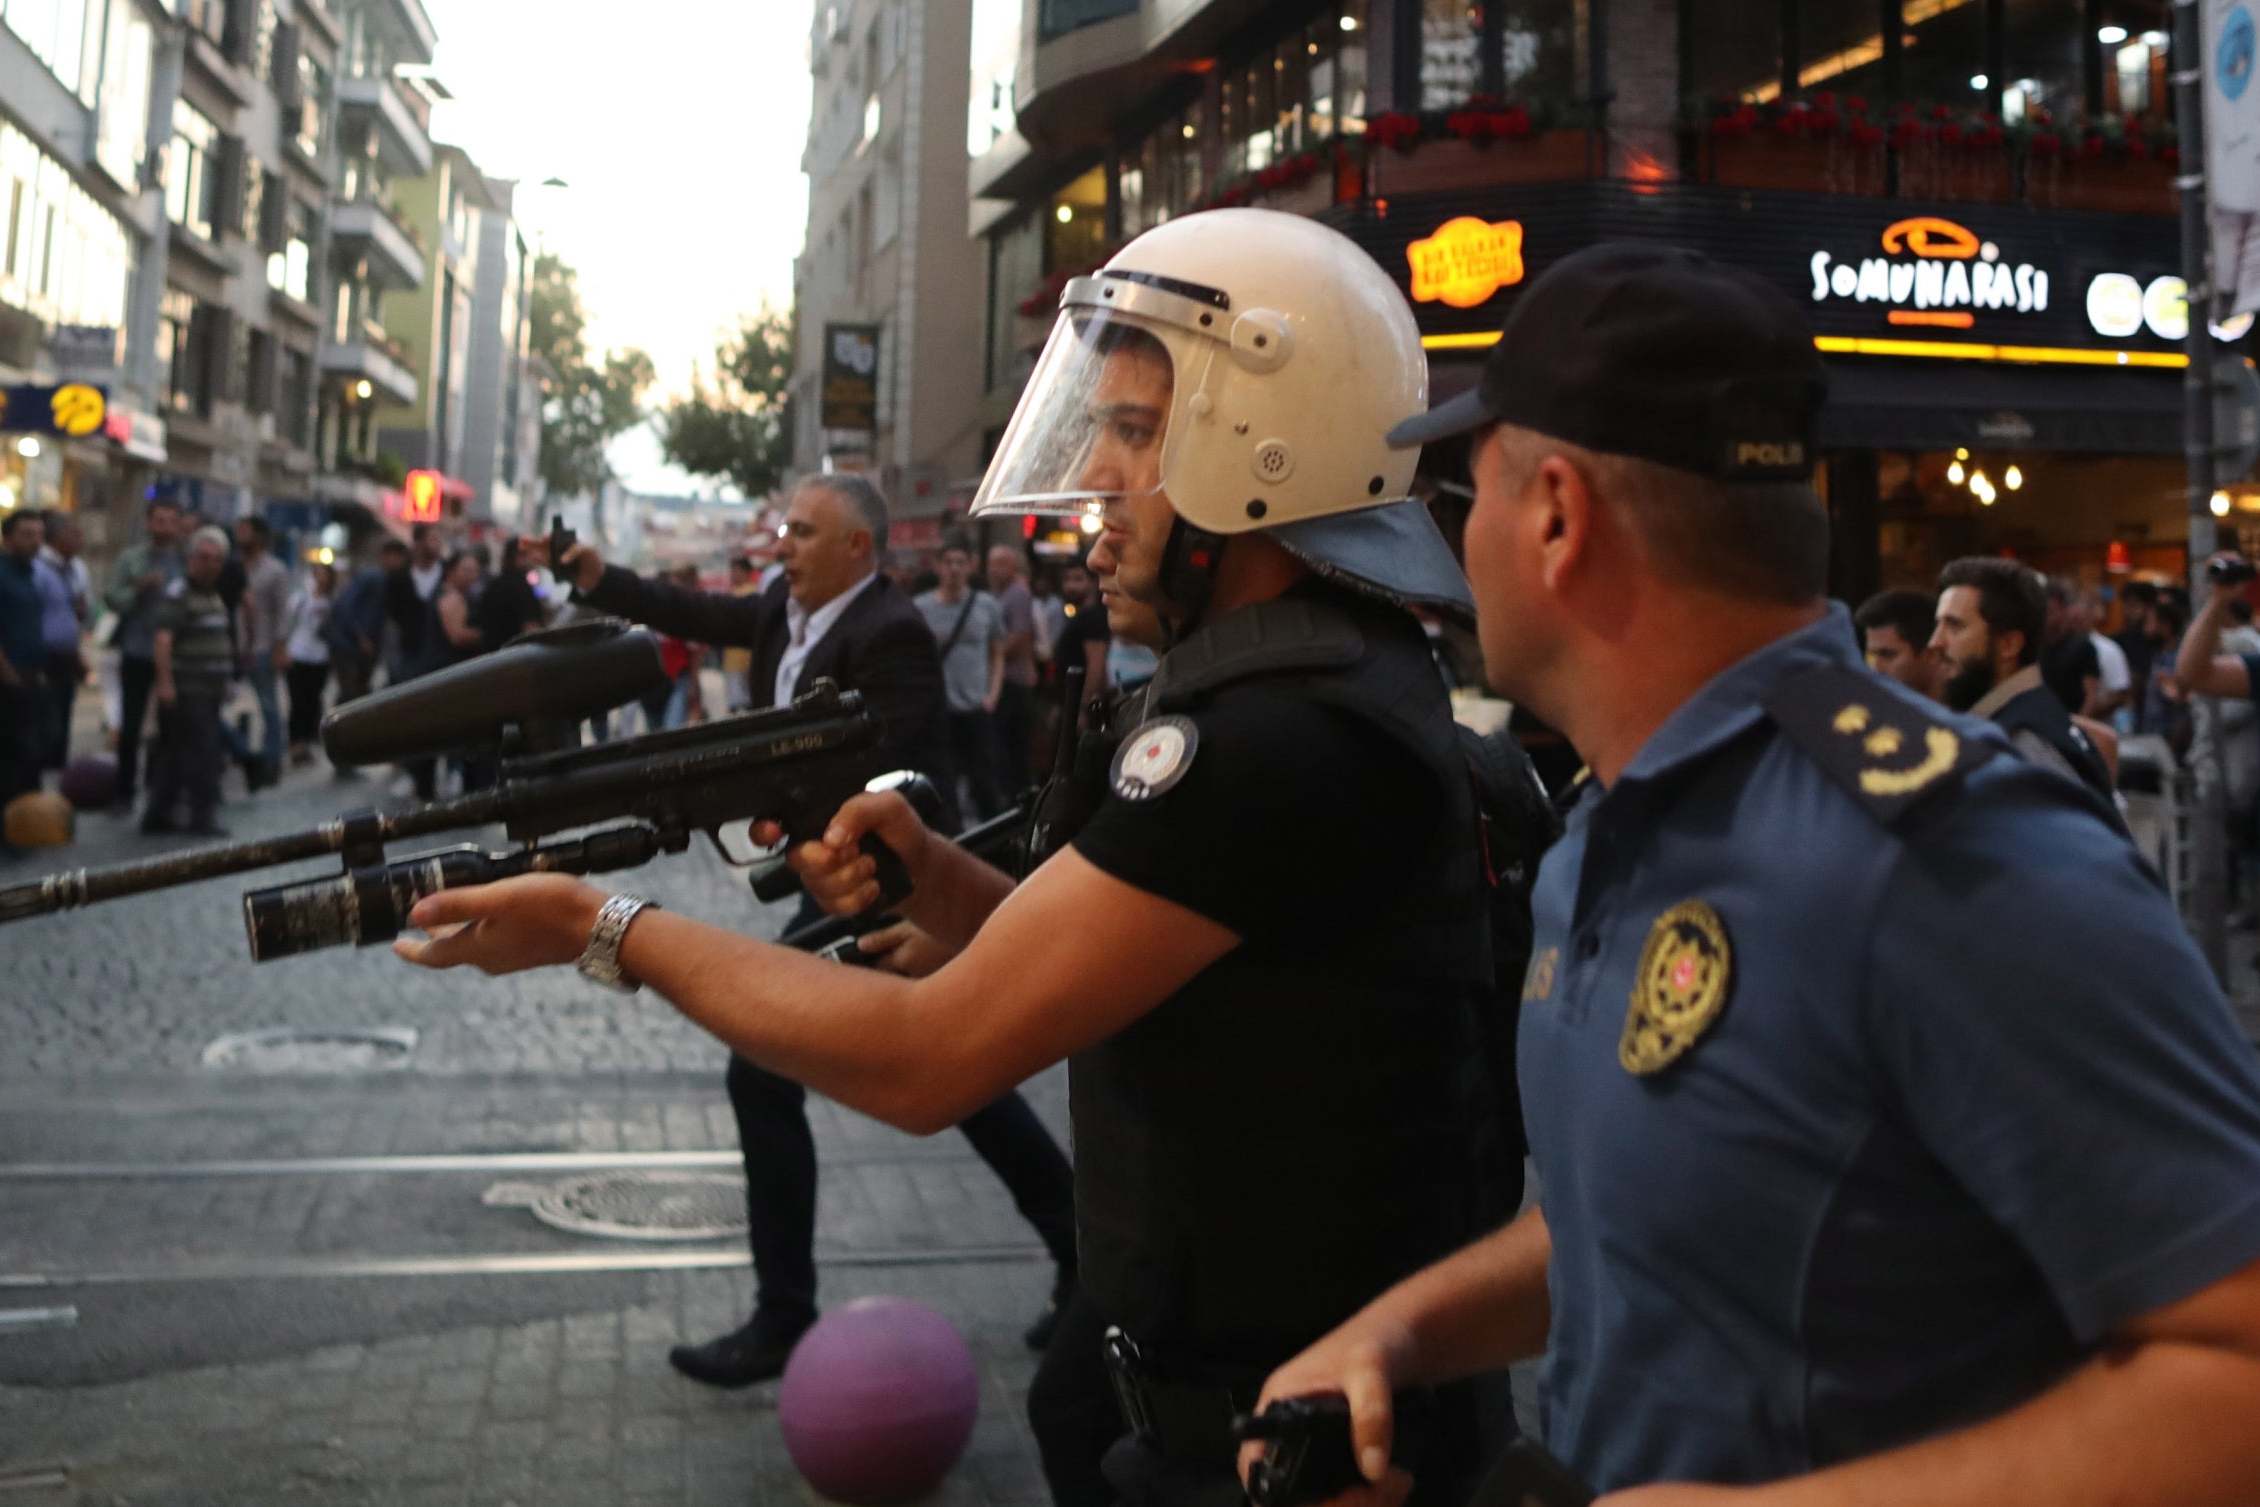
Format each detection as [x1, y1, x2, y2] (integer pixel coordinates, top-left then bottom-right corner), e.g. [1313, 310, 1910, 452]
[1819, 358, 2185, 456]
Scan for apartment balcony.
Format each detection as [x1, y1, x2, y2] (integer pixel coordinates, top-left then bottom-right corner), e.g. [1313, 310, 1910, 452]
[337, 74, 434, 177]
[368, 0, 438, 67]
[319, 332, 419, 407]
[329, 198, 427, 290]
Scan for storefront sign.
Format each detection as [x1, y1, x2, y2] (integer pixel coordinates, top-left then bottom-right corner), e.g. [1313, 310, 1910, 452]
[100, 404, 167, 462]
[1407, 217, 1526, 309]
[820, 323, 881, 434]
[52, 324, 118, 379]
[0, 383, 107, 438]
[1808, 218, 2051, 328]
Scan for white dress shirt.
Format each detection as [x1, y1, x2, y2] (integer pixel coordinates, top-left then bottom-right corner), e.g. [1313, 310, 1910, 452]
[774, 571, 877, 705]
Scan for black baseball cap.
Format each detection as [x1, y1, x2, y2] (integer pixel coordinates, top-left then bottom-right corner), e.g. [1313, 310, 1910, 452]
[1388, 242, 1827, 482]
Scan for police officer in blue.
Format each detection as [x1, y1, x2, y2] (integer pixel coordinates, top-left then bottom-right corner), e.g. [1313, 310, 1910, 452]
[1240, 243, 2260, 1506]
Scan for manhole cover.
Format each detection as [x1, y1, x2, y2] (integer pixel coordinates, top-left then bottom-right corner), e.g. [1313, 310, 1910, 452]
[201, 1026, 417, 1073]
[484, 1172, 749, 1241]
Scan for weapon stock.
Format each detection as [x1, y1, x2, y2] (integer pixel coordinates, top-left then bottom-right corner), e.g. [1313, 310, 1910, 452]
[1, 623, 914, 959]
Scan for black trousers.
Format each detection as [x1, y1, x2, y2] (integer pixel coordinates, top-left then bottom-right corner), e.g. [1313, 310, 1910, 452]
[1028, 1289, 1122, 1507]
[722, 1051, 1078, 1323]
[116, 654, 157, 802]
[946, 709, 1006, 821]
[40, 660, 75, 769]
[145, 682, 226, 826]
[286, 659, 330, 746]
[0, 680, 42, 804]
[995, 679, 1035, 794]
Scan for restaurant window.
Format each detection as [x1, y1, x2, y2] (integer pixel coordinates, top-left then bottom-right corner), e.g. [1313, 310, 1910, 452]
[1495, 0, 1577, 100]
[986, 211, 1043, 393]
[1165, 99, 1204, 213]
[1685, 0, 1778, 102]
[1046, 165, 1107, 275]
[1792, 0, 1889, 99]
[1897, 0, 1988, 105]
[1421, 0, 1483, 107]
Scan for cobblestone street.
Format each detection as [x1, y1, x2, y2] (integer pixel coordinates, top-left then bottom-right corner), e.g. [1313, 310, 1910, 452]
[0, 754, 1067, 1507]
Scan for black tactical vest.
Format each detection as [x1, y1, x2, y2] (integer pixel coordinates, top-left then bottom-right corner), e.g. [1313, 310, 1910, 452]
[1991, 682, 2115, 805]
[1049, 586, 1509, 1373]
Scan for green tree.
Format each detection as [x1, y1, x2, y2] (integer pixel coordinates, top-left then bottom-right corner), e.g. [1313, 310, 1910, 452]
[529, 252, 654, 498]
[655, 309, 794, 500]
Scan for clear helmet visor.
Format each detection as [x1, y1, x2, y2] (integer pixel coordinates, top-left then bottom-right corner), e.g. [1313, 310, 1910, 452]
[969, 304, 1202, 519]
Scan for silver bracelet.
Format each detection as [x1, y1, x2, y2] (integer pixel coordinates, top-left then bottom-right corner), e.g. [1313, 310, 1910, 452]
[576, 893, 658, 993]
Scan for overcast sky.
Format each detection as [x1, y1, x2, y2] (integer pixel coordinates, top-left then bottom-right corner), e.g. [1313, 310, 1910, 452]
[424, 0, 812, 495]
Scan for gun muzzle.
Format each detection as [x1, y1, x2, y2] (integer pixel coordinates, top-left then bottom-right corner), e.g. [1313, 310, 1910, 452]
[322, 618, 667, 767]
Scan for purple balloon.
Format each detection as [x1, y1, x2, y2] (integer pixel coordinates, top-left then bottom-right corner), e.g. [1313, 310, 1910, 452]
[778, 1297, 981, 1505]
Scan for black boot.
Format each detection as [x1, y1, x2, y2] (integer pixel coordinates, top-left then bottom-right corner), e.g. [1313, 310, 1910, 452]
[1023, 1270, 1077, 1351]
[667, 1306, 815, 1389]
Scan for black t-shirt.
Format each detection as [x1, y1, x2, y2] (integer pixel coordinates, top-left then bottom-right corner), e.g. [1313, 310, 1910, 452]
[1071, 681, 1446, 945]
[475, 570, 541, 653]
[1052, 601, 1109, 689]
[2039, 633, 2098, 714]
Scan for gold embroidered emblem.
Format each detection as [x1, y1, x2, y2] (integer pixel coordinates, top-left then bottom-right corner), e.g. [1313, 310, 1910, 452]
[1620, 901, 1733, 1075]
[1863, 726, 1903, 758]
[1522, 946, 1559, 1003]
[1832, 704, 1870, 735]
[1857, 725, 1960, 797]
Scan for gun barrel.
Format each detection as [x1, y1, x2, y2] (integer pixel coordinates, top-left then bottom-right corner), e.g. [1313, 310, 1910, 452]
[0, 790, 511, 926]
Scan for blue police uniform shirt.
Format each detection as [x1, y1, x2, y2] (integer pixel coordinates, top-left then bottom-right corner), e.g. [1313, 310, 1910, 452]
[1520, 605, 2260, 1492]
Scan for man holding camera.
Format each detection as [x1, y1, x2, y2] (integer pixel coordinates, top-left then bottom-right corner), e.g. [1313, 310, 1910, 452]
[2174, 552, 2260, 704]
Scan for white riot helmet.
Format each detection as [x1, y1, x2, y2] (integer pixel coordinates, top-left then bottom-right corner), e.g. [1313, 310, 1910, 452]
[970, 208, 1473, 622]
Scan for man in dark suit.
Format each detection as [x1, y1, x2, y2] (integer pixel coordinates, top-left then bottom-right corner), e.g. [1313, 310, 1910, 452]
[536, 474, 1080, 1384]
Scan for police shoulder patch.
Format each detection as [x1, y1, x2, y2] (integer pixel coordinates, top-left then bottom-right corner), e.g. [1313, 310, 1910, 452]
[1764, 662, 1999, 826]
[1111, 716, 1200, 802]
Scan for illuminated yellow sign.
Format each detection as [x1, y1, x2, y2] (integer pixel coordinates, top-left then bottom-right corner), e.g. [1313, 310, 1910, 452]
[1407, 218, 1526, 309]
[50, 383, 104, 437]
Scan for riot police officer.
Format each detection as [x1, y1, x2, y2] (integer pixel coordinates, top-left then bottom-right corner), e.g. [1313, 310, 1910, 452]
[1239, 243, 2260, 1506]
[390, 210, 1527, 1507]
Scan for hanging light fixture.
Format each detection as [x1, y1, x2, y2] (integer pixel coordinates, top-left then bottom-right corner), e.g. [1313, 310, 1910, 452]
[1948, 460, 1966, 484]
[2005, 464, 2023, 491]
[2213, 490, 2234, 517]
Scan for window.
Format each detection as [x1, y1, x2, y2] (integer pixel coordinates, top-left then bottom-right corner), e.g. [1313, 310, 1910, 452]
[266, 198, 311, 302]
[1422, 0, 1482, 107]
[93, 1, 153, 188]
[166, 100, 219, 239]
[0, 118, 131, 334]
[279, 346, 312, 448]
[1686, 1, 1779, 101]
[986, 211, 1044, 393]
[160, 289, 216, 418]
[294, 54, 328, 158]
[246, 328, 275, 416]
[177, 0, 228, 49]
[1, 0, 97, 97]
[1496, 0, 1577, 99]
[239, 152, 265, 243]
[1898, 0, 1989, 104]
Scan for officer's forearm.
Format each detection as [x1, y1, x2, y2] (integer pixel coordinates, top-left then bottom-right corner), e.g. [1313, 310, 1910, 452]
[619, 909, 997, 1135]
[1741, 1327, 2260, 1507]
[1352, 1207, 1554, 1386]
[897, 839, 1017, 954]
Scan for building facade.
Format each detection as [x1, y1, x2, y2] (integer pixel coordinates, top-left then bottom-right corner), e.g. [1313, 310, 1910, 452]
[792, 0, 984, 531]
[308, 0, 434, 533]
[968, 0, 2207, 603]
[0, 0, 167, 564]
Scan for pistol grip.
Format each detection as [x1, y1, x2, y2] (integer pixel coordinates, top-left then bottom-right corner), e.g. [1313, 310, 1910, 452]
[860, 835, 912, 911]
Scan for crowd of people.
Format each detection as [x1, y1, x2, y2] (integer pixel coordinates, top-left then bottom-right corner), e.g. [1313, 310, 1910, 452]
[0, 502, 575, 849]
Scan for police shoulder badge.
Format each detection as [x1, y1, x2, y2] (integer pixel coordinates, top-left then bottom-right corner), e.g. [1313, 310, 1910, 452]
[1619, 900, 1733, 1076]
[1111, 716, 1200, 801]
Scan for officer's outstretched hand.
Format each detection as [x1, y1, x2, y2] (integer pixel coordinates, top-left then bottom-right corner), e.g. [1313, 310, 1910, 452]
[750, 790, 934, 918]
[855, 919, 957, 977]
[392, 874, 605, 975]
[1240, 1319, 1418, 1507]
